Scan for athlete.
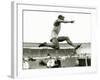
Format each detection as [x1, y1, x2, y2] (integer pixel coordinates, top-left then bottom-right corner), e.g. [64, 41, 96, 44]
[39, 15, 81, 53]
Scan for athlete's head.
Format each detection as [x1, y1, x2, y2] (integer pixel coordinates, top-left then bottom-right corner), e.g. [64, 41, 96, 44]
[58, 15, 64, 20]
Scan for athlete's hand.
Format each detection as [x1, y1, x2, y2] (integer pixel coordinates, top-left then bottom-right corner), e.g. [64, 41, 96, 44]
[70, 21, 74, 23]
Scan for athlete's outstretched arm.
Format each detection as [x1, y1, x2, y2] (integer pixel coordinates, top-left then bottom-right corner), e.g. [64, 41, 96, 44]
[57, 19, 74, 23]
[63, 20, 74, 23]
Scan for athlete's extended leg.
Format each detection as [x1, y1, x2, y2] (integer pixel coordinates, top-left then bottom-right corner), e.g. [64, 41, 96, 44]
[57, 36, 81, 49]
[57, 36, 76, 47]
[57, 36, 81, 55]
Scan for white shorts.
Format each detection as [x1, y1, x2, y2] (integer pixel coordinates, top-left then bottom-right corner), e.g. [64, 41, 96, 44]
[51, 31, 58, 39]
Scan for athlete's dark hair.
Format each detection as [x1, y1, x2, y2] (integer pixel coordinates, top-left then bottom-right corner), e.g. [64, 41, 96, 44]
[58, 15, 64, 20]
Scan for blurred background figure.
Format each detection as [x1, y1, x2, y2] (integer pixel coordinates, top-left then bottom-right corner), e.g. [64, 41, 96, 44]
[54, 57, 61, 68]
[75, 59, 79, 66]
[46, 54, 55, 68]
[23, 57, 30, 69]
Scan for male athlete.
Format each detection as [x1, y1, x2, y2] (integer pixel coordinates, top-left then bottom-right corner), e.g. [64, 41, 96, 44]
[39, 15, 81, 53]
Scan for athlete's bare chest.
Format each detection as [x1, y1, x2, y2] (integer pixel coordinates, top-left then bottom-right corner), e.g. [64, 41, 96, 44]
[53, 26, 61, 33]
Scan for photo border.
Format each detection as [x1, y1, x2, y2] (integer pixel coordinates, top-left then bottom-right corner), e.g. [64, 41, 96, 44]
[11, 1, 97, 78]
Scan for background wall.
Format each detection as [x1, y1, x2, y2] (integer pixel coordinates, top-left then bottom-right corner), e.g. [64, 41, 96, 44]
[0, 0, 100, 80]
[23, 9, 91, 43]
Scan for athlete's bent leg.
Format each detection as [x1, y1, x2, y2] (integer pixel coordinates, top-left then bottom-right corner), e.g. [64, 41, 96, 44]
[57, 36, 76, 47]
[58, 36, 81, 49]
[39, 38, 59, 49]
[51, 38, 59, 49]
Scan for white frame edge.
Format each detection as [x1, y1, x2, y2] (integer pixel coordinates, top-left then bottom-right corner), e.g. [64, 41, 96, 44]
[11, 1, 18, 78]
[11, 1, 97, 78]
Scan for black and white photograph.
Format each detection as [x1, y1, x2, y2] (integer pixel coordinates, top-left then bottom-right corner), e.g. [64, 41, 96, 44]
[0, 0, 99, 79]
[11, 2, 97, 78]
[22, 7, 91, 69]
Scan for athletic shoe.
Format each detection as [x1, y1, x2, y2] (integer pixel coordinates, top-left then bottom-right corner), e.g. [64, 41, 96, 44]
[39, 42, 47, 47]
[75, 44, 81, 50]
[72, 44, 81, 56]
